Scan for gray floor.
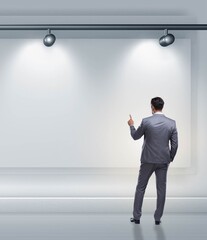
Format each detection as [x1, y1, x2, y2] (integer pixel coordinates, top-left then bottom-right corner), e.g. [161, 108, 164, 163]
[0, 213, 206, 239]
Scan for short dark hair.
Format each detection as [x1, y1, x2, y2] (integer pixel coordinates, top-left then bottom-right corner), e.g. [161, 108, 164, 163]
[151, 97, 164, 110]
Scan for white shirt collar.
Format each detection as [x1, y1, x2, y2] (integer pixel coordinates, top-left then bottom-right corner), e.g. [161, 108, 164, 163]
[154, 111, 164, 115]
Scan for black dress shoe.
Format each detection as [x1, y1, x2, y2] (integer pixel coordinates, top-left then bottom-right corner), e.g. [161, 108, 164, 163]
[155, 220, 161, 225]
[130, 218, 140, 224]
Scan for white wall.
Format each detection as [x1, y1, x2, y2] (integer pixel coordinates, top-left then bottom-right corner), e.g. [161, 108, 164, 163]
[0, 38, 191, 169]
[0, 0, 207, 212]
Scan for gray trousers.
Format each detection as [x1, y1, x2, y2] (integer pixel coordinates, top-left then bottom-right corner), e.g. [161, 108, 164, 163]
[133, 163, 169, 221]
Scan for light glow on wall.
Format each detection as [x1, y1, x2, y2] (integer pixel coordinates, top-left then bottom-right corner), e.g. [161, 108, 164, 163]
[0, 39, 191, 168]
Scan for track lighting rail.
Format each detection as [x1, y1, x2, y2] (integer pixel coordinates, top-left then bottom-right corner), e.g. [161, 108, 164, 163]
[0, 24, 207, 31]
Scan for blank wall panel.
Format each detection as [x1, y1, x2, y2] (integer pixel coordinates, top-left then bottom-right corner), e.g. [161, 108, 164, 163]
[0, 39, 191, 168]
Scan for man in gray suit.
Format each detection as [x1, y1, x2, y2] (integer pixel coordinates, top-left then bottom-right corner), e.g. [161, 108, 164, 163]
[128, 97, 178, 225]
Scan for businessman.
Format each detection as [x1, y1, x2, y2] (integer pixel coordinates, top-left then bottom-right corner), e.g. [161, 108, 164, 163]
[128, 97, 178, 225]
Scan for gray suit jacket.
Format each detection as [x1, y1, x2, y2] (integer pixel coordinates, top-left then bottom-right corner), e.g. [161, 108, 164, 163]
[130, 114, 178, 164]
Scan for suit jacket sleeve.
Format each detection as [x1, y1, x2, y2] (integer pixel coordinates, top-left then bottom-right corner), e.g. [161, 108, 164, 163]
[170, 121, 178, 161]
[130, 120, 145, 140]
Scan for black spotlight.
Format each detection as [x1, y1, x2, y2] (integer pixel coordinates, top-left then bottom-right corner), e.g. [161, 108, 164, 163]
[43, 29, 56, 47]
[159, 29, 175, 47]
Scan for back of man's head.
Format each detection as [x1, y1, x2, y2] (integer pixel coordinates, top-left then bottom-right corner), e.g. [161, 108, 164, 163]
[151, 97, 164, 110]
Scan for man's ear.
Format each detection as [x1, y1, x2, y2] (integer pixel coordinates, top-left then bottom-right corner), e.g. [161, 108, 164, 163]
[151, 105, 155, 113]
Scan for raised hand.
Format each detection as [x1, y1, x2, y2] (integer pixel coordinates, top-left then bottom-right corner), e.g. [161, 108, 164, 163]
[128, 114, 134, 126]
